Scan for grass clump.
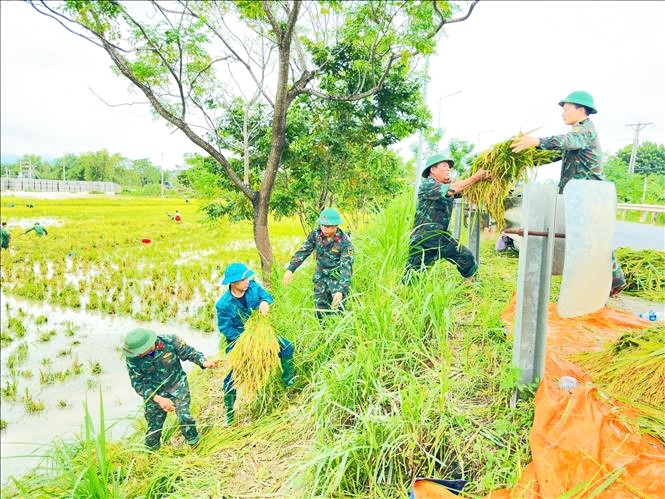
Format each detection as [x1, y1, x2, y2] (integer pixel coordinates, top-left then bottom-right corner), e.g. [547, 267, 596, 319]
[22, 389, 45, 413]
[615, 247, 665, 302]
[225, 314, 281, 401]
[5, 342, 29, 369]
[465, 136, 559, 229]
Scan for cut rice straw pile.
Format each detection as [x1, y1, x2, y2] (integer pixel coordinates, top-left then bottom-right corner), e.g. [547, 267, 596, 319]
[573, 327, 665, 442]
[615, 247, 665, 302]
[465, 134, 559, 229]
[226, 313, 281, 400]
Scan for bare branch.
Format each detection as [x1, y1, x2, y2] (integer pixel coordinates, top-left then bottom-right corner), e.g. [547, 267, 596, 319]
[431, 0, 479, 35]
[262, 1, 282, 40]
[86, 86, 150, 107]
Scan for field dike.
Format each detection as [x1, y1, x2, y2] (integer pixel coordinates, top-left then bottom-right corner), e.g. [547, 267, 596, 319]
[1, 194, 533, 497]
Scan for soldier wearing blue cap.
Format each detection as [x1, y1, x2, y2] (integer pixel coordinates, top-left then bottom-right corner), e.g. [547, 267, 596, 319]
[511, 91, 626, 296]
[404, 154, 490, 282]
[215, 263, 295, 424]
[283, 208, 354, 319]
[123, 328, 219, 450]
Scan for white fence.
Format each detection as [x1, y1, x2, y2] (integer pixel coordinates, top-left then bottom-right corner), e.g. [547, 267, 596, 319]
[617, 203, 665, 224]
[0, 177, 121, 193]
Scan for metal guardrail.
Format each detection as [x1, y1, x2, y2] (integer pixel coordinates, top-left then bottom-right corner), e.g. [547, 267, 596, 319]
[0, 177, 121, 193]
[617, 203, 665, 223]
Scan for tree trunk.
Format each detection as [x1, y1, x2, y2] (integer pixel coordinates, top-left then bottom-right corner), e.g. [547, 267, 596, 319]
[253, 195, 274, 288]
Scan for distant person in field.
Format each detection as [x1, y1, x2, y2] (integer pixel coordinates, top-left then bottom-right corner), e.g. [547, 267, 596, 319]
[215, 263, 295, 424]
[1, 222, 10, 250]
[23, 222, 47, 237]
[404, 154, 490, 284]
[174, 210, 182, 222]
[283, 208, 354, 319]
[510, 90, 626, 297]
[123, 328, 220, 451]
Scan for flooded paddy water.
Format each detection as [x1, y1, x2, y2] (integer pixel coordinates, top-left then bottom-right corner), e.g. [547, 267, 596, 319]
[0, 292, 220, 485]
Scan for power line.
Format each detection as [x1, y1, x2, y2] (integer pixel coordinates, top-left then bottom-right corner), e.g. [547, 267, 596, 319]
[625, 122, 654, 174]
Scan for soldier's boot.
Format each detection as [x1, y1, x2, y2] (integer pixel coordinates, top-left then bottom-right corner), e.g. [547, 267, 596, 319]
[281, 356, 296, 388]
[145, 429, 162, 451]
[224, 391, 236, 425]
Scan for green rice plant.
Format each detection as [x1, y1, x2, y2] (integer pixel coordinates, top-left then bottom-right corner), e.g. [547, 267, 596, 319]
[22, 389, 45, 413]
[63, 321, 77, 337]
[5, 342, 29, 369]
[71, 357, 83, 375]
[7, 317, 26, 338]
[615, 247, 665, 302]
[37, 328, 57, 342]
[40, 357, 53, 366]
[1, 330, 14, 347]
[35, 315, 48, 325]
[57, 348, 73, 357]
[1, 378, 19, 401]
[0, 419, 7, 432]
[89, 362, 103, 375]
[465, 136, 559, 229]
[58, 400, 71, 409]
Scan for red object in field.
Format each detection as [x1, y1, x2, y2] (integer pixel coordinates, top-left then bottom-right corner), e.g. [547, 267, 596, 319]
[141, 238, 152, 245]
[174, 215, 182, 222]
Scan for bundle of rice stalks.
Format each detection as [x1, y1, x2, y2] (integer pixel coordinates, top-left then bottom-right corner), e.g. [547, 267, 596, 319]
[573, 328, 665, 441]
[226, 313, 281, 400]
[465, 135, 559, 229]
[615, 247, 665, 302]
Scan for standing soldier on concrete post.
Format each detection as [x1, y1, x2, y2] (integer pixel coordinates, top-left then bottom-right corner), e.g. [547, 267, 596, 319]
[283, 208, 354, 319]
[404, 154, 490, 283]
[215, 263, 295, 424]
[23, 222, 48, 237]
[510, 90, 626, 296]
[1, 222, 10, 250]
[123, 328, 219, 450]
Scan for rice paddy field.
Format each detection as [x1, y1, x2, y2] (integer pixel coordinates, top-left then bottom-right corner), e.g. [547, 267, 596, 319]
[0, 193, 662, 497]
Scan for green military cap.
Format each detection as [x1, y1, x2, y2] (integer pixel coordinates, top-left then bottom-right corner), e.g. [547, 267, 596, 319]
[317, 208, 343, 226]
[422, 154, 455, 178]
[123, 328, 157, 357]
[559, 91, 597, 114]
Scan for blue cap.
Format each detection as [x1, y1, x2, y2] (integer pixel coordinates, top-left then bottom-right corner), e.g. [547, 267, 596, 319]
[221, 263, 254, 285]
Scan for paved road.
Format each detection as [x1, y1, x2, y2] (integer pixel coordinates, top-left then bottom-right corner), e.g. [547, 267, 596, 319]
[614, 221, 665, 251]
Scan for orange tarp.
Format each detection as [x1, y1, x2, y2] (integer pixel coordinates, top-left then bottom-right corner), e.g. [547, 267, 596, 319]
[488, 295, 665, 498]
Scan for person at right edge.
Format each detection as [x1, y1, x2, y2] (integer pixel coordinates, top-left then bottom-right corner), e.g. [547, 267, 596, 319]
[511, 90, 626, 297]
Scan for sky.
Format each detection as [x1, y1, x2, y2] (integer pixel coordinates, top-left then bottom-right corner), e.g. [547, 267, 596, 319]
[1, 1, 664, 171]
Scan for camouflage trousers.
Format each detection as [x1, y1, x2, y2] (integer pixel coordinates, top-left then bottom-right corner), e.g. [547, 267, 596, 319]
[144, 386, 198, 450]
[404, 230, 478, 281]
[313, 278, 346, 319]
[611, 251, 626, 290]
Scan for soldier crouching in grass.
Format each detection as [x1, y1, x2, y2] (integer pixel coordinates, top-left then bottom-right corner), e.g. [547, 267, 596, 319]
[123, 328, 219, 451]
[283, 208, 354, 320]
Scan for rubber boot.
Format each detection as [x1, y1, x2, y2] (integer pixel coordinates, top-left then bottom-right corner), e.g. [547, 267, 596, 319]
[224, 391, 236, 425]
[281, 356, 295, 387]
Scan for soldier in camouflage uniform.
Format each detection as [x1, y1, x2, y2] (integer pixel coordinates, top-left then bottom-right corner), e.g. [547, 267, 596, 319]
[123, 328, 218, 450]
[283, 208, 354, 319]
[404, 154, 490, 282]
[511, 90, 626, 296]
[215, 263, 295, 424]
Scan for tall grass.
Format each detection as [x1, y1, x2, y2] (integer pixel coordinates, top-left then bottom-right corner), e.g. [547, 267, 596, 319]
[2, 193, 531, 497]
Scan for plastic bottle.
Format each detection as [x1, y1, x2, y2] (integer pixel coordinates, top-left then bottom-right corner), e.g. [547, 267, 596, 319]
[558, 375, 578, 390]
[638, 310, 661, 322]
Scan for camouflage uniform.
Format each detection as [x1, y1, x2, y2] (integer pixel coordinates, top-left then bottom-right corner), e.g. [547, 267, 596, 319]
[126, 334, 206, 450]
[287, 228, 354, 317]
[405, 178, 477, 280]
[1, 226, 9, 250]
[539, 118, 626, 289]
[24, 224, 47, 237]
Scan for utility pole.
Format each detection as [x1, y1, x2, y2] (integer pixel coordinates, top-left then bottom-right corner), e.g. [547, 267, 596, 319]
[160, 153, 165, 198]
[625, 122, 653, 174]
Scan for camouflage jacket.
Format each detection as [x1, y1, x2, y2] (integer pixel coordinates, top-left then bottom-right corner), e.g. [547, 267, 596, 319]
[410, 178, 455, 239]
[538, 118, 604, 192]
[1, 228, 9, 248]
[287, 228, 354, 296]
[126, 334, 206, 401]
